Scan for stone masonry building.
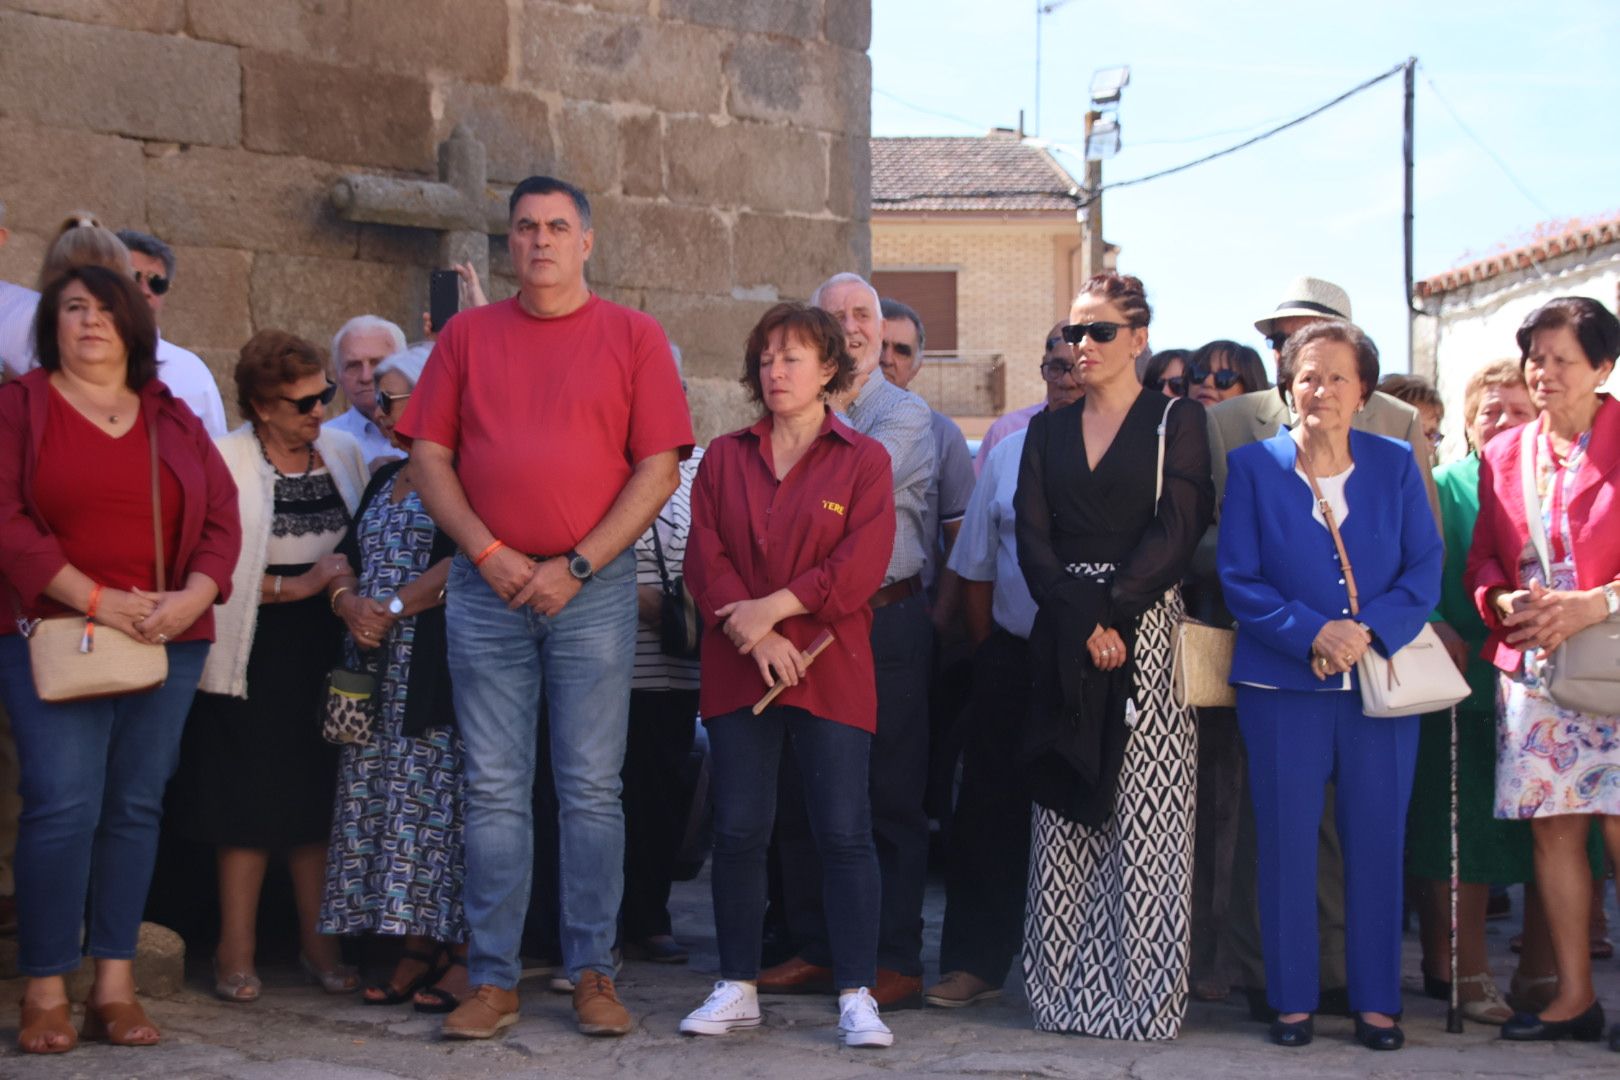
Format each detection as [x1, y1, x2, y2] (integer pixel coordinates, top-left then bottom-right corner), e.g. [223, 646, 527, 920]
[0, 0, 874, 442]
[871, 131, 1088, 431]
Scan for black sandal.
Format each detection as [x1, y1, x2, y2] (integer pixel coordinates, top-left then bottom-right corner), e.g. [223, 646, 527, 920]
[413, 954, 467, 1014]
[363, 947, 445, 1006]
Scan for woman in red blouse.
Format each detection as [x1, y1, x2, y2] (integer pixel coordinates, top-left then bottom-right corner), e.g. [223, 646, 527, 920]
[0, 265, 240, 1054]
[680, 303, 897, 1048]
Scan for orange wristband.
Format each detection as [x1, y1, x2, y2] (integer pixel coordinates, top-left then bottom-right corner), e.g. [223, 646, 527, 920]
[85, 583, 104, 621]
[472, 539, 505, 567]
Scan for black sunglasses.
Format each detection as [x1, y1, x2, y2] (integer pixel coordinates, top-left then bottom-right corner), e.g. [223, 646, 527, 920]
[376, 389, 412, 416]
[1265, 332, 1290, 352]
[1188, 367, 1243, 391]
[1061, 321, 1124, 345]
[133, 269, 170, 296]
[279, 381, 338, 414]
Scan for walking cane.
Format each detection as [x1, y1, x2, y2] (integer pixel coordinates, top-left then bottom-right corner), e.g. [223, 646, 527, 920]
[1446, 703, 1464, 1034]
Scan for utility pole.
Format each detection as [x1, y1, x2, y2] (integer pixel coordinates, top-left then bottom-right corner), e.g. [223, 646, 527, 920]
[1402, 56, 1417, 369]
[1082, 110, 1106, 276]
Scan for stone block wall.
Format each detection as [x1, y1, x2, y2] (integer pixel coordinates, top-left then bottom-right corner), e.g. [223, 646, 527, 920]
[0, 0, 872, 433]
[873, 218, 1080, 418]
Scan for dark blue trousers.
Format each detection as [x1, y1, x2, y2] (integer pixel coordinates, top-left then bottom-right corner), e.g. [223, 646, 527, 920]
[1236, 686, 1418, 1016]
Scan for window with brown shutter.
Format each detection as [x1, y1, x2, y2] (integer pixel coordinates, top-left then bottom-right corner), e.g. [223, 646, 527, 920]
[872, 270, 958, 351]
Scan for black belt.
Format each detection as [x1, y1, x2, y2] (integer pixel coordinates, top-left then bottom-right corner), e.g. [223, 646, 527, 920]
[869, 575, 922, 610]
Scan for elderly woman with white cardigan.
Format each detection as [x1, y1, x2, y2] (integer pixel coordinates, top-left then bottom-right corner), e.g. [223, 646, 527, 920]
[172, 330, 368, 1003]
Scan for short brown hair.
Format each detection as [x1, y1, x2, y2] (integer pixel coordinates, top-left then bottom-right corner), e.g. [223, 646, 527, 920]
[1377, 373, 1443, 417]
[235, 330, 327, 422]
[1280, 320, 1380, 405]
[34, 264, 158, 390]
[1461, 359, 1527, 433]
[740, 303, 856, 405]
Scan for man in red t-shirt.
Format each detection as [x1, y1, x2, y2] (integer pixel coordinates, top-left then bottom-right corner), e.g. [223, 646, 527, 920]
[397, 176, 692, 1040]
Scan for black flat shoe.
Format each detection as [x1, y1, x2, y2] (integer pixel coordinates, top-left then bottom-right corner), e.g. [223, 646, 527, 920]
[1422, 972, 1449, 1001]
[1268, 1015, 1313, 1047]
[1499, 1000, 1605, 1041]
[1354, 1015, 1405, 1051]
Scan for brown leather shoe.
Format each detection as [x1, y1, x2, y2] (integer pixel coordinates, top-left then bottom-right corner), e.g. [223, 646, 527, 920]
[870, 968, 924, 1010]
[924, 970, 1002, 1008]
[573, 970, 632, 1036]
[442, 985, 519, 1039]
[757, 955, 834, 995]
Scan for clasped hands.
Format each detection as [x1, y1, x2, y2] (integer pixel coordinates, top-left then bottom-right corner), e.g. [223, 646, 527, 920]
[480, 547, 581, 617]
[1496, 580, 1607, 653]
[1310, 618, 1371, 680]
[87, 580, 214, 646]
[716, 595, 807, 689]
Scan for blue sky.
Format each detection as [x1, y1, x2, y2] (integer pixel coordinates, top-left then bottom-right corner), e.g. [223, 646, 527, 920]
[869, 0, 1620, 372]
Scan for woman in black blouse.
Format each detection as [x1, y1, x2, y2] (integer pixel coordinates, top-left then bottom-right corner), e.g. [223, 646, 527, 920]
[1014, 273, 1213, 1039]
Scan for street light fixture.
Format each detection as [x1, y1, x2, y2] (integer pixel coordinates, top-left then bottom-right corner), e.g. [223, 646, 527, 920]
[1089, 66, 1131, 106]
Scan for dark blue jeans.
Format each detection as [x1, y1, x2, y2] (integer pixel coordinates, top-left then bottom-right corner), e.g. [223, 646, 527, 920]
[0, 636, 208, 976]
[706, 705, 878, 990]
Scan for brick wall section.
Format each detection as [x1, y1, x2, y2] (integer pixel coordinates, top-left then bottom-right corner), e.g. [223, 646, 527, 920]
[0, 0, 872, 440]
[873, 219, 1080, 417]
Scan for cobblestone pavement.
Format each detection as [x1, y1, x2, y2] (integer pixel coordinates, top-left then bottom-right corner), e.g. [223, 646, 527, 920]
[3, 876, 1617, 1078]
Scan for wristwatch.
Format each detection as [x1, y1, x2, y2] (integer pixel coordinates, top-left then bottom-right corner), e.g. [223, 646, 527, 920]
[385, 594, 405, 617]
[1604, 581, 1619, 621]
[566, 550, 594, 583]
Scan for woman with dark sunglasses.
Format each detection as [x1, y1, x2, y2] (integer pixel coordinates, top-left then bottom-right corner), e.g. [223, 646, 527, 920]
[170, 329, 370, 1004]
[1015, 273, 1214, 1038]
[1186, 340, 1268, 408]
[1142, 348, 1191, 398]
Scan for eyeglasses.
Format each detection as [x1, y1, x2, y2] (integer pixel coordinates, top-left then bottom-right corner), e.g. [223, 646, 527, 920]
[1265, 332, 1290, 352]
[376, 389, 412, 416]
[1060, 321, 1124, 345]
[1041, 358, 1077, 381]
[132, 269, 170, 296]
[279, 381, 338, 414]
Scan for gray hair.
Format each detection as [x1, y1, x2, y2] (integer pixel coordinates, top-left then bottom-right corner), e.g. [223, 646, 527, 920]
[879, 297, 926, 353]
[331, 315, 407, 366]
[810, 271, 879, 311]
[115, 229, 176, 279]
[374, 340, 434, 388]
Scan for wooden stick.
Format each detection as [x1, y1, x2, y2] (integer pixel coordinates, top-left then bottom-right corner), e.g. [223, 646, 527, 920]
[751, 629, 835, 715]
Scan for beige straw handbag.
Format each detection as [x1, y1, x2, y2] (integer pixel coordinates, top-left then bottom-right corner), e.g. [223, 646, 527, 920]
[1170, 618, 1237, 709]
[13, 419, 168, 702]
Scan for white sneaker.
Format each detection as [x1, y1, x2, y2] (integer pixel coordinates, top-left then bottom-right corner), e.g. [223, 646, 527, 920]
[838, 987, 893, 1048]
[679, 981, 762, 1036]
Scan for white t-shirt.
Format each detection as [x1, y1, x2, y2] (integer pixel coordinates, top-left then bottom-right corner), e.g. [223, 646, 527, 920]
[0, 280, 40, 377]
[156, 337, 227, 437]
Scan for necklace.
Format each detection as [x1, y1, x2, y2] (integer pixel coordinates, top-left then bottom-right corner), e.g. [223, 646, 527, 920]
[256, 431, 314, 479]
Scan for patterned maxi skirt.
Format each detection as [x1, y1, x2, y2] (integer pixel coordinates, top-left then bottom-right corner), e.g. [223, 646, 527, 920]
[1023, 584, 1197, 1040]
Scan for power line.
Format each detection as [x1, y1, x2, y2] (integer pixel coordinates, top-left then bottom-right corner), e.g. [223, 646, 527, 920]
[1418, 67, 1553, 217]
[873, 88, 988, 134]
[1081, 61, 1408, 204]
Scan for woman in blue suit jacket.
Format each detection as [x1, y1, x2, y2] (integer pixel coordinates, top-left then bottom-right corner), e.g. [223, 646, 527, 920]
[1217, 321, 1442, 1052]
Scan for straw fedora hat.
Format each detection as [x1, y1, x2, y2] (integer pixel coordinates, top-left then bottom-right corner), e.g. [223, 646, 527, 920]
[1253, 277, 1352, 337]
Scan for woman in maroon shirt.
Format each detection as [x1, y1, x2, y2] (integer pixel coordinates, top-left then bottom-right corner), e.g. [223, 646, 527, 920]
[0, 265, 240, 1054]
[680, 303, 897, 1048]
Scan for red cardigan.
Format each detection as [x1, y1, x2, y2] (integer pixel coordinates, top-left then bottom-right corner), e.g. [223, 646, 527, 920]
[0, 368, 241, 641]
[1465, 394, 1620, 673]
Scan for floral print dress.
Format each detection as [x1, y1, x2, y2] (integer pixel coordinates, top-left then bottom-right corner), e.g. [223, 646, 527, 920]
[1494, 429, 1620, 819]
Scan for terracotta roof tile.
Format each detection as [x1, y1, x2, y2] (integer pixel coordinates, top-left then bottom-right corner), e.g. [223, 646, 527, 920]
[1416, 212, 1620, 298]
[872, 135, 1083, 213]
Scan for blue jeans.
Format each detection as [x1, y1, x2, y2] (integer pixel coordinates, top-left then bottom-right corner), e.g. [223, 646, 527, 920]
[1237, 686, 1419, 1016]
[707, 705, 878, 990]
[445, 550, 636, 989]
[0, 636, 207, 977]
